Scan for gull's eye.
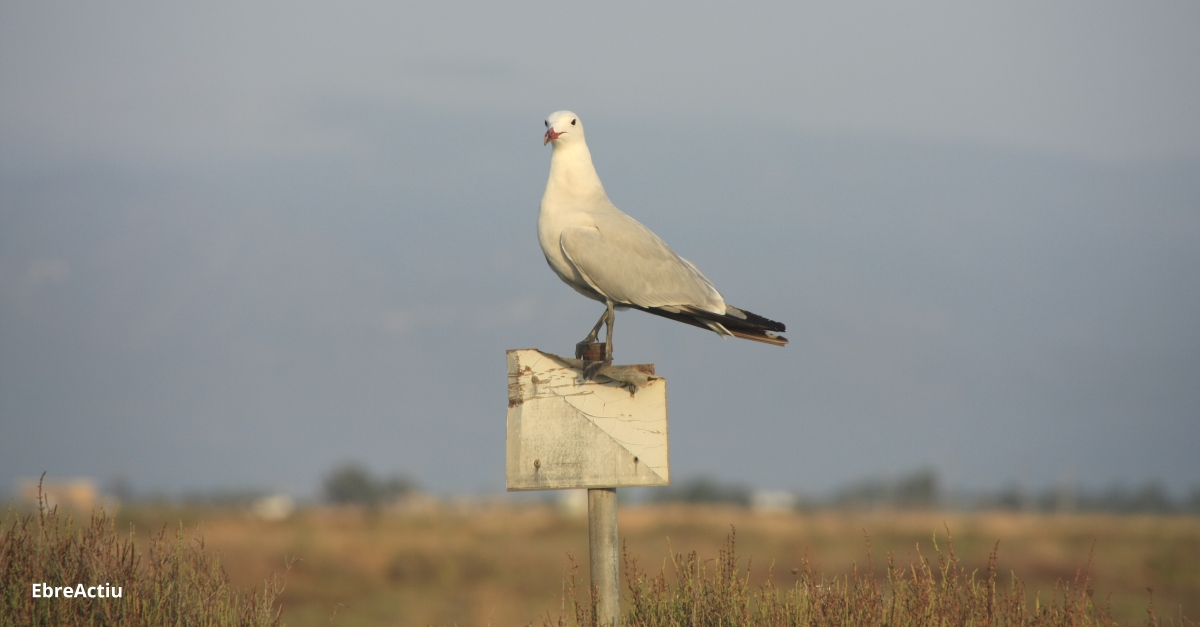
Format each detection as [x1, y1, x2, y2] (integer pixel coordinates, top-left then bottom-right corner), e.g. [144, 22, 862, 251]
[544, 120, 549, 127]
[571, 119, 577, 125]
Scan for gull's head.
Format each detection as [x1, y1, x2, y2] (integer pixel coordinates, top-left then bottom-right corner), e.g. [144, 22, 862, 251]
[543, 110, 584, 147]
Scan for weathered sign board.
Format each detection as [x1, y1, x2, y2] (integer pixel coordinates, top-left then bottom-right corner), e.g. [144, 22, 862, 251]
[505, 349, 669, 491]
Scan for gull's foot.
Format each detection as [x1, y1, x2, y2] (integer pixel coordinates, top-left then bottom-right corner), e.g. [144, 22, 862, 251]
[577, 341, 609, 381]
[581, 360, 605, 381]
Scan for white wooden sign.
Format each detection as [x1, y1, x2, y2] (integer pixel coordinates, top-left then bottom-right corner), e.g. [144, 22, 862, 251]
[506, 349, 669, 490]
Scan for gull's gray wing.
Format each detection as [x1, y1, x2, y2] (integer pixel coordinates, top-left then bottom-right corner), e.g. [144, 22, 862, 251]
[559, 213, 725, 313]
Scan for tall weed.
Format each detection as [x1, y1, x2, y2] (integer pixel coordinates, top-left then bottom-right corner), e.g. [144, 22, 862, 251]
[552, 528, 1180, 627]
[1, 486, 284, 627]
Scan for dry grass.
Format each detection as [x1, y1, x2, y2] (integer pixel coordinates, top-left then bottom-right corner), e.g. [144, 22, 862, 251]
[1, 494, 283, 627]
[557, 530, 1134, 627]
[110, 502, 1198, 627]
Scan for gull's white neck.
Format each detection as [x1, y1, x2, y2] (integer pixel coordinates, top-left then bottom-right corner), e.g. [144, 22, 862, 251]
[542, 140, 608, 208]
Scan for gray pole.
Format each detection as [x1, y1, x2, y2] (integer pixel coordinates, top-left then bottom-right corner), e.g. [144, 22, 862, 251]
[588, 487, 619, 626]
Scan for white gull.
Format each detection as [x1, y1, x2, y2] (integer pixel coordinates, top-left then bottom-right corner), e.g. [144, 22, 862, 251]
[538, 110, 787, 362]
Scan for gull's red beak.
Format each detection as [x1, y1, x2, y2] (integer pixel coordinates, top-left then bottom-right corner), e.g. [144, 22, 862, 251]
[544, 127, 564, 145]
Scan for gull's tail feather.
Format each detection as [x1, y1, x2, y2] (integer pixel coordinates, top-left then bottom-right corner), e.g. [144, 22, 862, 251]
[636, 304, 788, 346]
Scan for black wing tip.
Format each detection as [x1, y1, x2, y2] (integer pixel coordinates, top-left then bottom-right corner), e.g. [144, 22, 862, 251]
[725, 305, 785, 332]
[639, 304, 789, 345]
[728, 306, 786, 333]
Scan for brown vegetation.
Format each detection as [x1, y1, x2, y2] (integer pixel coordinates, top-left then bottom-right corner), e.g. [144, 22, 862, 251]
[111, 501, 1197, 627]
[1, 495, 283, 627]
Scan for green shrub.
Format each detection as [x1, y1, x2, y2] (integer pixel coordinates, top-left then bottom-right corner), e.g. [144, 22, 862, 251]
[1, 492, 284, 627]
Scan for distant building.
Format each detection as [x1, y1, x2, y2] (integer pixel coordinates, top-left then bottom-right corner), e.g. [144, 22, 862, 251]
[557, 489, 589, 517]
[251, 494, 296, 521]
[19, 477, 102, 511]
[751, 489, 798, 513]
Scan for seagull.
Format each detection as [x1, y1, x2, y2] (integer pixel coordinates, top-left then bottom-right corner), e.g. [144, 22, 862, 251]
[539, 110, 787, 363]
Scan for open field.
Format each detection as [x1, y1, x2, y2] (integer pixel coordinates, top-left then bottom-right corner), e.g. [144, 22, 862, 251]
[104, 502, 1199, 626]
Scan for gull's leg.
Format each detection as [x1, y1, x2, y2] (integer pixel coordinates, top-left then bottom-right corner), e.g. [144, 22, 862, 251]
[602, 300, 615, 364]
[576, 308, 609, 359]
[580, 301, 616, 380]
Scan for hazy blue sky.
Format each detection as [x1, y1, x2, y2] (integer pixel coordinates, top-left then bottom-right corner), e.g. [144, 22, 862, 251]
[2, 2, 1197, 498]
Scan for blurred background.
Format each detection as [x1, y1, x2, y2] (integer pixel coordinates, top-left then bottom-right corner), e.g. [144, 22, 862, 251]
[5, 3, 1199, 625]
[2, 2, 1198, 513]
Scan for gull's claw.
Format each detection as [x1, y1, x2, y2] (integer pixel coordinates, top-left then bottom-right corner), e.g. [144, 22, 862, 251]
[581, 360, 605, 381]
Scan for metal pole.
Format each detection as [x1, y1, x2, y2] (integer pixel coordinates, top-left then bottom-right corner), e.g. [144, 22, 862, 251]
[588, 487, 619, 626]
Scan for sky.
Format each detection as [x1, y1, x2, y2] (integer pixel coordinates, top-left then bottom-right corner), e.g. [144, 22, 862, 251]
[1, 1, 1198, 499]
